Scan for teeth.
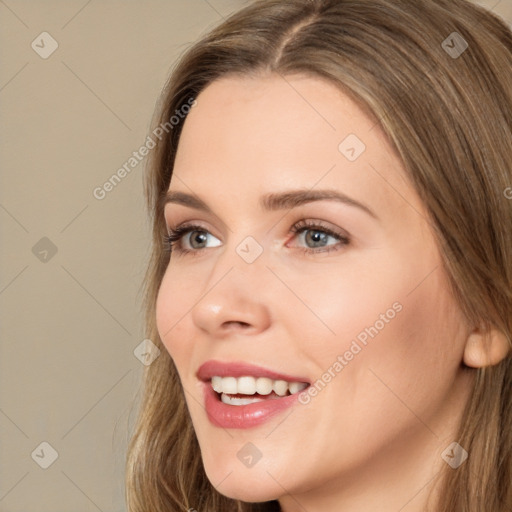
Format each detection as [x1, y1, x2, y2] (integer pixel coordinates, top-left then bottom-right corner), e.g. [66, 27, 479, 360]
[273, 379, 289, 396]
[211, 376, 308, 396]
[217, 376, 237, 394]
[221, 394, 266, 406]
[255, 377, 273, 395]
[238, 376, 256, 394]
[211, 376, 223, 393]
[289, 382, 307, 394]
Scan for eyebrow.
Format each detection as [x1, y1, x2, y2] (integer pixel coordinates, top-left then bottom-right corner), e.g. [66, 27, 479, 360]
[162, 189, 377, 219]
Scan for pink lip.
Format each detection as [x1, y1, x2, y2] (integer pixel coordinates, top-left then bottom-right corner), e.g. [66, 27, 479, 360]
[197, 360, 310, 429]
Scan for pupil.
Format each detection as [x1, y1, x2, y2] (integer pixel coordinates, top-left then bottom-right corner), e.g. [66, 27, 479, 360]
[306, 230, 327, 247]
[191, 231, 207, 248]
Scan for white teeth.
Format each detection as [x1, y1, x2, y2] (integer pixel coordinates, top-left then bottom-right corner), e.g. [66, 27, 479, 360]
[211, 376, 308, 397]
[273, 379, 289, 396]
[255, 377, 273, 395]
[221, 394, 266, 406]
[238, 376, 256, 394]
[289, 382, 308, 394]
[220, 376, 237, 394]
[211, 376, 223, 393]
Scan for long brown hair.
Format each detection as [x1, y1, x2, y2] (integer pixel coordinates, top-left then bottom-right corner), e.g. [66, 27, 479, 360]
[126, 1, 512, 510]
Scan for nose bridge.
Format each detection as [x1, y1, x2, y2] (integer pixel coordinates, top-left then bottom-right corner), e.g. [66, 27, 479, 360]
[209, 229, 268, 282]
[191, 234, 271, 335]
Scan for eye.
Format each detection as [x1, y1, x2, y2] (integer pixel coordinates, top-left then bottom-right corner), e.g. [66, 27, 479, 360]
[164, 224, 221, 255]
[163, 219, 350, 257]
[288, 219, 350, 254]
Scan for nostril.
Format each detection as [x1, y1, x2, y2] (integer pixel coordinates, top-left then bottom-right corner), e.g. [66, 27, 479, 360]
[223, 321, 251, 328]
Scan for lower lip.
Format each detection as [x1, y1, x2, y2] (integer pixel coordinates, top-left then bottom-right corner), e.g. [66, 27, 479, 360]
[202, 381, 304, 429]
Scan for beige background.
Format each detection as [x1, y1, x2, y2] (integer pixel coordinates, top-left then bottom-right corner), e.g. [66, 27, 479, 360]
[1, 1, 510, 510]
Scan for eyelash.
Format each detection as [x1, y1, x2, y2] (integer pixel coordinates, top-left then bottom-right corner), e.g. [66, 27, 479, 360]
[163, 219, 350, 257]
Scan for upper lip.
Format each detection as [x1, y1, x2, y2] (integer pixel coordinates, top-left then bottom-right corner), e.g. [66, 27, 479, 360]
[197, 360, 310, 383]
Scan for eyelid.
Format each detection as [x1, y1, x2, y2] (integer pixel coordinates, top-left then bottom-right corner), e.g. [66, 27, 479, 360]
[164, 218, 350, 257]
[288, 218, 349, 239]
[286, 219, 350, 253]
[164, 221, 222, 255]
[166, 220, 218, 237]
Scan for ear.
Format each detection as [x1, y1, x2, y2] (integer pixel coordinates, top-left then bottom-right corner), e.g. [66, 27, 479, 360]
[463, 326, 511, 368]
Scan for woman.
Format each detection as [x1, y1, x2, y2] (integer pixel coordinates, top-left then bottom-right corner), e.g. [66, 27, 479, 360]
[126, 0, 512, 510]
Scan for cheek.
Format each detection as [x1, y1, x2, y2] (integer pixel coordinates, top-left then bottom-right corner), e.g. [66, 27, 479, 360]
[277, 252, 407, 356]
[326, 267, 465, 431]
[155, 265, 196, 360]
[288, 274, 467, 484]
[294, 239, 448, 358]
[292, 244, 466, 416]
[375, 276, 466, 388]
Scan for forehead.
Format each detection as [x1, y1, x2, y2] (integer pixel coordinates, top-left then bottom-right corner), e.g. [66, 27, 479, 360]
[176, 73, 381, 166]
[170, 73, 424, 223]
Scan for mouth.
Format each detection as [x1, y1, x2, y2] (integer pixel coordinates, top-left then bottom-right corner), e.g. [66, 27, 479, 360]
[211, 375, 309, 406]
[196, 360, 311, 428]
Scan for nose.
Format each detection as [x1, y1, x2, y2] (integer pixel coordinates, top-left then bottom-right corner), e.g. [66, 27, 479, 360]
[191, 259, 272, 338]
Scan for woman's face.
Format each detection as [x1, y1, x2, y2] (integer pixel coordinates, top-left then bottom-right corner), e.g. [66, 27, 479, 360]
[156, 74, 474, 508]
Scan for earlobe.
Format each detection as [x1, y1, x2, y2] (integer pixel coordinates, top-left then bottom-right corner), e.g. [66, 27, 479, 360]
[463, 327, 511, 368]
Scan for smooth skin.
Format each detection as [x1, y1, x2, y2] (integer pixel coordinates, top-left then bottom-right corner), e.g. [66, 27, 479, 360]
[155, 74, 509, 512]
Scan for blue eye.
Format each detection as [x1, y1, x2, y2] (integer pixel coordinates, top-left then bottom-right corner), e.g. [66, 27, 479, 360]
[296, 228, 339, 249]
[164, 219, 349, 256]
[288, 219, 349, 254]
[165, 225, 221, 254]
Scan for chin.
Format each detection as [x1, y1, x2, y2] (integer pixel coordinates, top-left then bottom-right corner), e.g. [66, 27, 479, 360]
[202, 463, 284, 502]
